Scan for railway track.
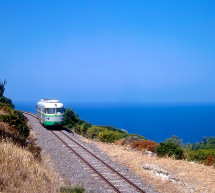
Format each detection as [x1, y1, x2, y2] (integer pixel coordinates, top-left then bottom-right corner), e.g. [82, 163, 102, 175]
[22, 111, 146, 193]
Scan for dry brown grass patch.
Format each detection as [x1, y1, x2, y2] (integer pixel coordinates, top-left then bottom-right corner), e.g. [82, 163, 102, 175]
[206, 155, 214, 166]
[0, 121, 10, 132]
[0, 139, 57, 192]
[131, 140, 159, 152]
[0, 109, 7, 115]
[114, 138, 131, 146]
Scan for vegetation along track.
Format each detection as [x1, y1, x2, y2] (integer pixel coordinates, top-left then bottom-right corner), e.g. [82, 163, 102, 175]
[22, 111, 146, 193]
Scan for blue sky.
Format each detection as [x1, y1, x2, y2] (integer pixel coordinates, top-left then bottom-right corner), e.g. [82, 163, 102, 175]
[0, 0, 215, 104]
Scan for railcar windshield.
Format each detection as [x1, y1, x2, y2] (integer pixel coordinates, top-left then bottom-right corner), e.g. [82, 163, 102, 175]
[45, 108, 55, 114]
[56, 108, 64, 114]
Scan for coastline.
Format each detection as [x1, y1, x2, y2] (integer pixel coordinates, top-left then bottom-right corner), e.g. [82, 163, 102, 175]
[14, 101, 215, 144]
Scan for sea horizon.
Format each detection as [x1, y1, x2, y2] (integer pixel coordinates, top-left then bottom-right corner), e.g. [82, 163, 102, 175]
[14, 101, 215, 144]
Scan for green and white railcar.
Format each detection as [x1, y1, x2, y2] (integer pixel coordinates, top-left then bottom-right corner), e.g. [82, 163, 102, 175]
[36, 99, 65, 126]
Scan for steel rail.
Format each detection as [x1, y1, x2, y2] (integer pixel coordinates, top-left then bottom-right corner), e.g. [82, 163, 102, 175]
[60, 130, 145, 193]
[51, 130, 121, 193]
[22, 110, 145, 193]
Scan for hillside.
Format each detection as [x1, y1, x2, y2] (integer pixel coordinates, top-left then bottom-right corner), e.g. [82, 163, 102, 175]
[0, 81, 63, 192]
[0, 102, 61, 192]
[81, 137, 215, 192]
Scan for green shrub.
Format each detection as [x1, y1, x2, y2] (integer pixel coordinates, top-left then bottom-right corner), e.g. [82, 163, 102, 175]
[86, 126, 105, 139]
[27, 144, 42, 161]
[74, 124, 89, 136]
[0, 96, 14, 108]
[0, 102, 30, 146]
[0, 102, 14, 114]
[188, 149, 215, 163]
[60, 184, 85, 193]
[165, 135, 183, 148]
[191, 136, 215, 150]
[98, 125, 127, 134]
[98, 130, 126, 143]
[174, 147, 184, 159]
[155, 142, 185, 159]
[65, 108, 80, 127]
[0, 113, 29, 138]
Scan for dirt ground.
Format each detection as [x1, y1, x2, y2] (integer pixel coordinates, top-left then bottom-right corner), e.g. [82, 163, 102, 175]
[92, 141, 215, 193]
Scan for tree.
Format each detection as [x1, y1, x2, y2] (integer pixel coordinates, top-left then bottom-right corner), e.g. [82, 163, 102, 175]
[192, 142, 201, 150]
[202, 136, 207, 145]
[0, 79, 14, 108]
[0, 79, 7, 97]
[207, 137, 215, 147]
[165, 135, 183, 147]
[64, 108, 80, 127]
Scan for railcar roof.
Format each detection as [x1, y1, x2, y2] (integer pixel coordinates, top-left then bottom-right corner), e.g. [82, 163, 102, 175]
[37, 101, 64, 108]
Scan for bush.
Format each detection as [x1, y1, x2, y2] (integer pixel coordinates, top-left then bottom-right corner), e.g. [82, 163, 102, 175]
[131, 140, 159, 152]
[98, 125, 127, 134]
[98, 130, 126, 143]
[60, 184, 85, 193]
[0, 113, 29, 138]
[0, 96, 14, 108]
[206, 155, 214, 166]
[188, 149, 215, 163]
[165, 135, 183, 147]
[0, 102, 30, 146]
[191, 136, 215, 150]
[0, 102, 14, 114]
[65, 108, 80, 128]
[74, 124, 88, 136]
[27, 144, 42, 161]
[155, 142, 185, 159]
[86, 126, 105, 139]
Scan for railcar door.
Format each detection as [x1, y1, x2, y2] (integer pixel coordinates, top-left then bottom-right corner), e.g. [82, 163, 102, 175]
[41, 107, 43, 123]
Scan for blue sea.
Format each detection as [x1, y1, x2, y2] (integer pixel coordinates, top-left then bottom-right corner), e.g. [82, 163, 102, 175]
[15, 101, 215, 144]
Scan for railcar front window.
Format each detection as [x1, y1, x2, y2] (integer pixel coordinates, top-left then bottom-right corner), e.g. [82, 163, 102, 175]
[56, 108, 64, 114]
[46, 108, 55, 114]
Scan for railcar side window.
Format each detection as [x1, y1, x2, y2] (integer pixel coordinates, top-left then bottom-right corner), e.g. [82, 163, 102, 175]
[46, 108, 55, 114]
[56, 108, 64, 114]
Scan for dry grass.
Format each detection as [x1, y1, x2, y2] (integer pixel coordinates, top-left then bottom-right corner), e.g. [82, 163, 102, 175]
[130, 140, 159, 152]
[206, 155, 214, 166]
[0, 110, 7, 115]
[0, 139, 58, 193]
[0, 121, 10, 132]
[95, 142, 215, 193]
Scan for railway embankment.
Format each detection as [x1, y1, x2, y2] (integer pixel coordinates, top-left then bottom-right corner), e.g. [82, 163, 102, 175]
[0, 102, 60, 192]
